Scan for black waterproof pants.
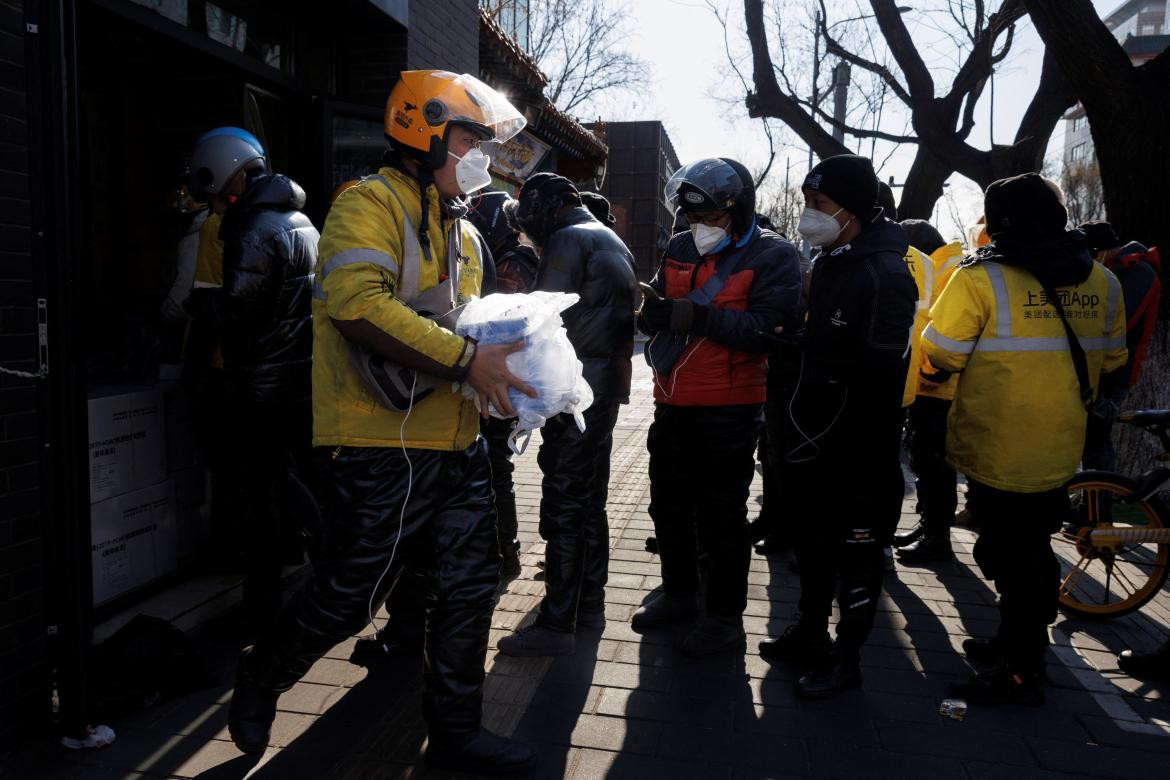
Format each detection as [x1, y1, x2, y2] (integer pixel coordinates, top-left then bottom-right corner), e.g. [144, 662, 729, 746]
[246, 439, 499, 738]
[536, 402, 621, 631]
[229, 399, 319, 630]
[968, 479, 1068, 674]
[791, 461, 888, 665]
[647, 403, 758, 618]
[482, 416, 520, 557]
[905, 397, 957, 538]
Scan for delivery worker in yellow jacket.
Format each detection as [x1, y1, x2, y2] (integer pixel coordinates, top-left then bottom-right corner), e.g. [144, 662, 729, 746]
[895, 221, 965, 563]
[227, 71, 539, 775]
[923, 173, 1127, 706]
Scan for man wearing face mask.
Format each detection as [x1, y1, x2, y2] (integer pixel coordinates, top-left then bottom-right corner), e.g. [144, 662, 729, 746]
[632, 158, 803, 657]
[495, 172, 638, 657]
[226, 71, 537, 775]
[758, 154, 916, 698]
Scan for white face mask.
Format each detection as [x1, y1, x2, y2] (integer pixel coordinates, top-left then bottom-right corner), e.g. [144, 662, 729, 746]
[691, 222, 729, 255]
[797, 206, 848, 247]
[449, 148, 493, 194]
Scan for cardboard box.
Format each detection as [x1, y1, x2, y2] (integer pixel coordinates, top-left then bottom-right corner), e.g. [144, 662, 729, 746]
[87, 388, 167, 502]
[90, 479, 176, 606]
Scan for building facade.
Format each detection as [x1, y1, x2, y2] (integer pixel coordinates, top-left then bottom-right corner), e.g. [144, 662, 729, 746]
[599, 121, 681, 281]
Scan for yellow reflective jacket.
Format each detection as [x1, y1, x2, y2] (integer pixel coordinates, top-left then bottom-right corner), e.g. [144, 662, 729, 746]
[915, 241, 965, 402]
[312, 166, 484, 450]
[193, 212, 225, 369]
[900, 246, 931, 407]
[922, 259, 1127, 492]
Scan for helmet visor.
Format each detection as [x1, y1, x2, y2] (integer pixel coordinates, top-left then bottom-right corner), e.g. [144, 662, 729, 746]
[665, 158, 742, 212]
[438, 74, 526, 143]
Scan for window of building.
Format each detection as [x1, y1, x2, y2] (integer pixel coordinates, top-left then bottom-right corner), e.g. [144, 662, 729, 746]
[1071, 143, 1089, 162]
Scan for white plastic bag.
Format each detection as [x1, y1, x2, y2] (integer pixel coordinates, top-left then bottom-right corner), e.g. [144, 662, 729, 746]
[457, 292, 594, 453]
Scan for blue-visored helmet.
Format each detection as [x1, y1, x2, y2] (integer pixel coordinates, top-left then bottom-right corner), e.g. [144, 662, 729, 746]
[665, 157, 756, 235]
[187, 126, 266, 199]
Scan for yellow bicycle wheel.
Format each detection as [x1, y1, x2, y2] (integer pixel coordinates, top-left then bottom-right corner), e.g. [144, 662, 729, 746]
[1055, 472, 1170, 618]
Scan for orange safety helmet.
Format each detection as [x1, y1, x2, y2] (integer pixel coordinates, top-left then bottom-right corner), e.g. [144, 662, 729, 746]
[385, 70, 525, 169]
[330, 179, 360, 205]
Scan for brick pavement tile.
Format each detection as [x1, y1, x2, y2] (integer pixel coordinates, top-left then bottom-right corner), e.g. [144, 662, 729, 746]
[1026, 735, 1170, 779]
[807, 743, 967, 779]
[1075, 713, 1170, 751]
[570, 747, 729, 780]
[301, 657, 368, 687]
[962, 759, 1105, 780]
[875, 720, 1036, 766]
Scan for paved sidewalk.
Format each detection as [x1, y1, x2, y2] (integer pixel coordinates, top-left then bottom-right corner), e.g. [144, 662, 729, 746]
[35, 356, 1170, 779]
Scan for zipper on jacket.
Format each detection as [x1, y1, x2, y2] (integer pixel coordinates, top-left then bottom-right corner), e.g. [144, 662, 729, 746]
[332, 445, 342, 460]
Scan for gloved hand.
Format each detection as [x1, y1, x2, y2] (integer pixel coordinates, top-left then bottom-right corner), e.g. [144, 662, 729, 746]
[640, 299, 675, 333]
[641, 299, 709, 335]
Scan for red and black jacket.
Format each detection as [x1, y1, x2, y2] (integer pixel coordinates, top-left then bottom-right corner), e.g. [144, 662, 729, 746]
[1103, 241, 1161, 387]
[642, 226, 803, 406]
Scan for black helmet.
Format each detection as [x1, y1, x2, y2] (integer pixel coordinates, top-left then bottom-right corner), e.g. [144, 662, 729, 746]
[665, 157, 756, 235]
[466, 190, 518, 254]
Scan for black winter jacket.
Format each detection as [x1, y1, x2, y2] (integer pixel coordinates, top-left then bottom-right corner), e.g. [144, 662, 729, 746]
[784, 218, 917, 466]
[535, 206, 638, 404]
[217, 174, 318, 405]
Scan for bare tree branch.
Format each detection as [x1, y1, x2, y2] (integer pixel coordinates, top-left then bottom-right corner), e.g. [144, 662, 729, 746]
[493, 0, 649, 114]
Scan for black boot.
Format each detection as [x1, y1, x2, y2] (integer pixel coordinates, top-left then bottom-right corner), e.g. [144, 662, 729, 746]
[892, 523, 924, 548]
[950, 666, 1044, 706]
[1117, 640, 1170, 680]
[350, 629, 424, 665]
[896, 534, 953, 563]
[754, 535, 790, 557]
[227, 649, 279, 755]
[500, 546, 522, 580]
[426, 728, 537, 775]
[962, 637, 1003, 665]
[795, 658, 863, 699]
[758, 622, 832, 667]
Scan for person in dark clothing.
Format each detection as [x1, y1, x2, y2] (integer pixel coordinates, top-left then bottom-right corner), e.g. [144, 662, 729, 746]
[893, 218, 962, 564]
[758, 155, 917, 698]
[467, 190, 541, 579]
[495, 173, 638, 656]
[1078, 220, 1161, 473]
[580, 190, 618, 227]
[187, 127, 321, 629]
[632, 158, 803, 657]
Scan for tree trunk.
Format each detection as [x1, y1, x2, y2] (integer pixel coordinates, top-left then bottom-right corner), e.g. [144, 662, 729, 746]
[898, 147, 952, 220]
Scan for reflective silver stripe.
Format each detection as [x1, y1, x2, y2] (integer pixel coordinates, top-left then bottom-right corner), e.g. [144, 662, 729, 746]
[1102, 268, 1121, 339]
[322, 248, 400, 278]
[973, 335, 1126, 353]
[192, 280, 221, 289]
[983, 263, 1012, 338]
[364, 173, 424, 301]
[940, 256, 963, 273]
[923, 323, 975, 355]
[920, 252, 934, 313]
[312, 277, 326, 300]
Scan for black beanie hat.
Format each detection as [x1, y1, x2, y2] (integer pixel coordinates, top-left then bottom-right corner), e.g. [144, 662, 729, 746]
[900, 219, 946, 255]
[1079, 220, 1122, 252]
[579, 191, 616, 225]
[983, 173, 1068, 243]
[803, 154, 879, 225]
[516, 172, 580, 245]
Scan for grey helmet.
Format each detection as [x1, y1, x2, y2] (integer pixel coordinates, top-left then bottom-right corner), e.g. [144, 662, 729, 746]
[187, 127, 266, 199]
